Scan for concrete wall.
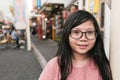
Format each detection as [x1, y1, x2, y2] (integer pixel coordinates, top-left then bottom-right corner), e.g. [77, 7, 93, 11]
[110, 0, 120, 79]
[104, 3, 111, 59]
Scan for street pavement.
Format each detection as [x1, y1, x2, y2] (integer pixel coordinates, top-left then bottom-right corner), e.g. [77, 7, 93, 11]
[0, 48, 42, 80]
[31, 35, 58, 69]
[0, 34, 59, 80]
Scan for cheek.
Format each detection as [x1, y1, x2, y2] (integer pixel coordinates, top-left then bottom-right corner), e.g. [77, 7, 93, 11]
[69, 36, 72, 46]
[89, 40, 96, 49]
[69, 36, 76, 48]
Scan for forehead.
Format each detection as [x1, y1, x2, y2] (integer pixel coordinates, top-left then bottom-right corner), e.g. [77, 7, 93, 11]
[72, 20, 95, 30]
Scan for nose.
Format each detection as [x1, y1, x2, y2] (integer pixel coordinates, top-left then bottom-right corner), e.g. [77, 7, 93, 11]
[80, 33, 87, 40]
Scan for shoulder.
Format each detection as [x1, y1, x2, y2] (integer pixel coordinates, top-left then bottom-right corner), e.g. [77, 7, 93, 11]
[49, 56, 58, 63]
[45, 57, 58, 68]
[42, 57, 59, 72]
[38, 57, 59, 80]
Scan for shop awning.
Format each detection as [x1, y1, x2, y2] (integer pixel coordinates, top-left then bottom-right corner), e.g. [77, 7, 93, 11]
[41, 0, 75, 7]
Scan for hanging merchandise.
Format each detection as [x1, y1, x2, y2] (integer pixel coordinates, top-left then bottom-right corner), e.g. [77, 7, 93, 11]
[13, 0, 27, 29]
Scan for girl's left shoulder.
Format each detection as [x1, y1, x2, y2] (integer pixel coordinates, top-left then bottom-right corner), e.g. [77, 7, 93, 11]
[45, 57, 59, 69]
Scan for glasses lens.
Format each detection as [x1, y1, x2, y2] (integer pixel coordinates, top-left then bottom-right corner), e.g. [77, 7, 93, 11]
[70, 30, 82, 39]
[86, 31, 97, 40]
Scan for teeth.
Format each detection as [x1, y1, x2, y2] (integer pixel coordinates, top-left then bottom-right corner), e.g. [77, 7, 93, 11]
[77, 44, 89, 46]
[80, 44, 88, 46]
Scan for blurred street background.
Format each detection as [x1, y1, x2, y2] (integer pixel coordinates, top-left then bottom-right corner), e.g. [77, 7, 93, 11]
[0, 0, 120, 80]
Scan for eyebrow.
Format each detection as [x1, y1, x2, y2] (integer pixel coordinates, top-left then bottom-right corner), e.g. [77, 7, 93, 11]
[72, 28, 95, 30]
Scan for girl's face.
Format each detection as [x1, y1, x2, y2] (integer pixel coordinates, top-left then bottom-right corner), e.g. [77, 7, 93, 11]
[69, 20, 96, 56]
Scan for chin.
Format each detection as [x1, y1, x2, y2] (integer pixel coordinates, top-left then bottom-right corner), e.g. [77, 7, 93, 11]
[76, 50, 88, 55]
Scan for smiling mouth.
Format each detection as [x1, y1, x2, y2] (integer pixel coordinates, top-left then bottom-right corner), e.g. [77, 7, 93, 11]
[78, 44, 88, 49]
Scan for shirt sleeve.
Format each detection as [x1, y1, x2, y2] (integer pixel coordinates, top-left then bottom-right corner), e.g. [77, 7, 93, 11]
[38, 57, 58, 80]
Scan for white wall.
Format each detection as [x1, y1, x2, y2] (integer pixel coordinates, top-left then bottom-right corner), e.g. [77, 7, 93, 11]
[104, 3, 111, 59]
[110, 0, 120, 79]
[0, 0, 10, 14]
[78, 0, 83, 10]
[0, 0, 12, 22]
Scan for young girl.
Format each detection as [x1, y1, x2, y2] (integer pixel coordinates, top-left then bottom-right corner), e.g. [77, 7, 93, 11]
[38, 10, 113, 80]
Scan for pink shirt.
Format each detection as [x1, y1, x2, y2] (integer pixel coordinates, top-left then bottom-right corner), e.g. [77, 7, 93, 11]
[38, 57, 101, 80]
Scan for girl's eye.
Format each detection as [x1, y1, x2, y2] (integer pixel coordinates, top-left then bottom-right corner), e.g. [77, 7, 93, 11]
[72, 30, 80, 34]
[87, 31, 95, 34]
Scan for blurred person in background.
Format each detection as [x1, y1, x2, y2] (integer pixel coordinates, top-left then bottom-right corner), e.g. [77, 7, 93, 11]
[9, 24, 20, 48]
[70, 4, 78, 14]
[38, 10, 112, 80]
[46, 18, 52, 39]
[31, 21, 37, 35]
[61, 9, 69, 31]
[62, 9, 69, 22]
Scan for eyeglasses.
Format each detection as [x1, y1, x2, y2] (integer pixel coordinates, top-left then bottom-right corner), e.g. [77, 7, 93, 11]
[70, 30, 97, 40]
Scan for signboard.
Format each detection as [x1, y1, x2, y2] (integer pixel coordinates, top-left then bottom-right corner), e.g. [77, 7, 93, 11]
[88, 0, 100, 13]
[36, 0, 41, 9]
[32, 0, 41, 9]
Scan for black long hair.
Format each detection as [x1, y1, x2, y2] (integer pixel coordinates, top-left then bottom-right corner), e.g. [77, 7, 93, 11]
[56, 10, 112, 80]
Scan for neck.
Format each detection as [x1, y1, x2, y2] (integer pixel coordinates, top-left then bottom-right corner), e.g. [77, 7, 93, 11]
[72, 53, 90, 68]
